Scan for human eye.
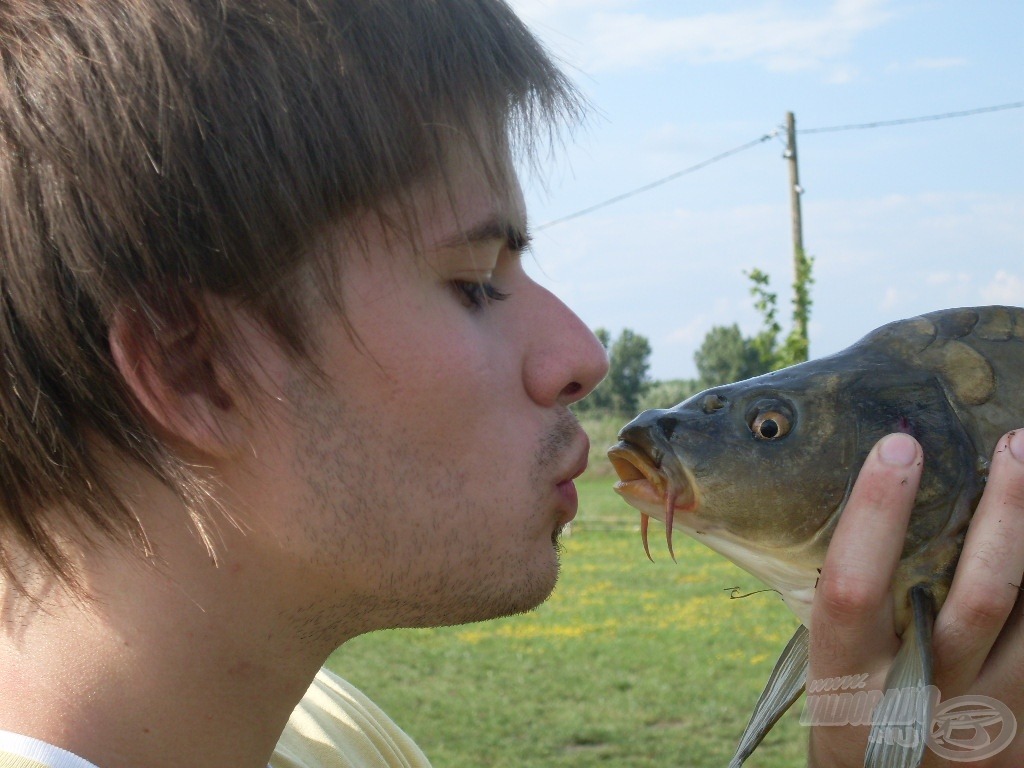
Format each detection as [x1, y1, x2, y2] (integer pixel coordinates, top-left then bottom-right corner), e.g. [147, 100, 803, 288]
[451, 279, 510, 310]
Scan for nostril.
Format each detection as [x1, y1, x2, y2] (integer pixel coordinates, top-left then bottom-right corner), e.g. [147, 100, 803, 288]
[562, 381, 582, 398]
[656, 416, 678, 440]
[701, 393, 727, 414]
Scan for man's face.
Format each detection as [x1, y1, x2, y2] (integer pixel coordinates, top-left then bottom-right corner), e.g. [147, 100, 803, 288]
[232, 145, 608, 638]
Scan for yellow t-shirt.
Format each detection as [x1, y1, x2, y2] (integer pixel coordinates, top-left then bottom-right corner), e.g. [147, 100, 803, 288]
[0, 755, 60, 768]
[272, 667, 432, 768]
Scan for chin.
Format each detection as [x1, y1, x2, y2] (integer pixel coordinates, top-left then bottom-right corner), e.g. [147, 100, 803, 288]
[421, 560, 563, 630]
[492, 552, 563, 619]
[372, 534, 565, 630]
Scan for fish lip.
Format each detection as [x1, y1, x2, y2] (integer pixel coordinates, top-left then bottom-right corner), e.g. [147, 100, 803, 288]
[608, 442, 666, 509]
[609, 443, 662, 487]
[609, 439, 700, 561]
[607, 441, 699, 515]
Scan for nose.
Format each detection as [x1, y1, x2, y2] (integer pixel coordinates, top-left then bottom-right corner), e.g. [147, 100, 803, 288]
[522, 285, 609, 408]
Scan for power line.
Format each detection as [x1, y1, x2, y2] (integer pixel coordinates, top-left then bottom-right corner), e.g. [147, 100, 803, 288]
[535, 132, 778, 231]
[537, 99, 1024, 231]
[799, 100, 1024, 134]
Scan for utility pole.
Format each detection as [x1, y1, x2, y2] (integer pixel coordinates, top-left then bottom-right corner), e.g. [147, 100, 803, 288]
[784, 111, 809, 353]
[784, 112, 804, 287]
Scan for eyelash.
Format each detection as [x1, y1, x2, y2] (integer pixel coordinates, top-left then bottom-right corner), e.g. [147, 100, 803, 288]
[452, 280, 510, 310]
[509, 228, 532, 254]
[449, 226, 527, 310]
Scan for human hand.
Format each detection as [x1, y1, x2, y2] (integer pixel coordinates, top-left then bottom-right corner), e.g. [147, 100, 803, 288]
[807, 430, 1024, 767]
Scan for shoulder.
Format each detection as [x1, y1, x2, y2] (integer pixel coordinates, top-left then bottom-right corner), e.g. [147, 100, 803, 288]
[271, 667, 432, 768]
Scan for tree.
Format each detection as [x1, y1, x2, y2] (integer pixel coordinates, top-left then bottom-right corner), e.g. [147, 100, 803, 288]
[694, 324, 767, 389]
[692, 250, 815, 389]
[607, 328, 652, 414]
[573, 327, 652, 416]
[782, 246, 814, 366]
[746, 268, 781, 369]
[744, 248, 814, 370]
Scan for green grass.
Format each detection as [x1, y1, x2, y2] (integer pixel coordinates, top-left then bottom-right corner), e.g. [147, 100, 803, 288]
[328, 479, 810, 767]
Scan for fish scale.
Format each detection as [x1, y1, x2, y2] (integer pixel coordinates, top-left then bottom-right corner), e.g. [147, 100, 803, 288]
[608, 305, 1024, 768]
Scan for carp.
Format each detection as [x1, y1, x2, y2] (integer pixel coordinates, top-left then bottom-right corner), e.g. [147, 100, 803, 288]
[607, 306, 1023, 768]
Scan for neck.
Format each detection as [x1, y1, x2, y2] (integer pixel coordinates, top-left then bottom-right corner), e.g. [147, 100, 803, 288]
[0, 492, 344, 768]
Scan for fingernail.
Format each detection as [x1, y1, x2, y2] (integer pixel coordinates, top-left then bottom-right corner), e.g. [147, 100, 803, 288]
[879, 433, 917, 466]
[1010, 430, 1024, 462]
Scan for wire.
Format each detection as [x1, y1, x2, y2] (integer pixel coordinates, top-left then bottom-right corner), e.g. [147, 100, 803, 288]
[536, 99, 1024, 230]
[800, 100, 1024, 134]
[535, 131, 778, 231]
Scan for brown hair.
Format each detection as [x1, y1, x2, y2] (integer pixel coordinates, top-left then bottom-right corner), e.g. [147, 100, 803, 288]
[0, 0, 582, 590]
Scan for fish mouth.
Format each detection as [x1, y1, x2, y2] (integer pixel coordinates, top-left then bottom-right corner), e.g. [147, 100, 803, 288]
[608, 442, 700, 561]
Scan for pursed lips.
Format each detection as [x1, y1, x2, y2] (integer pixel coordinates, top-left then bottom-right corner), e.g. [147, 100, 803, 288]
[554, 432, 591, 522]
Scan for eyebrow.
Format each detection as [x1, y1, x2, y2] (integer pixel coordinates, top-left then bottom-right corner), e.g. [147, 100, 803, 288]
[438, 217, 531, 251]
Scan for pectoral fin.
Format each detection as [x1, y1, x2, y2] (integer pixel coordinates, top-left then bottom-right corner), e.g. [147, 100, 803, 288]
[864, 585, 937, 768]
[728, 624, 810, 768]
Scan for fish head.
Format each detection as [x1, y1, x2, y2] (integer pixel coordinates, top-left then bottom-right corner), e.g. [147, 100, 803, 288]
[609, 342, 981, 627]
[611, 364, 857, 543]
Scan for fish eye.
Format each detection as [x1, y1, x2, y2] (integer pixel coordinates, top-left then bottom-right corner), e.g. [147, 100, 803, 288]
[750, 410, 791, 440]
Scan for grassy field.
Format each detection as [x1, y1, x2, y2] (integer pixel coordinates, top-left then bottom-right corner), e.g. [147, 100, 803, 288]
[329, 473, 809, 768]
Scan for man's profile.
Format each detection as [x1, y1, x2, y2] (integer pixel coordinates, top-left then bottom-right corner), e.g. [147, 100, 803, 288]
[1, 3, 1023, 768]
[0, 2, 605, 766]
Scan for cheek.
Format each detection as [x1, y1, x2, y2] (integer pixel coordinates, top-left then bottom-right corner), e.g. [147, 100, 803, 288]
[302, 304, 536, 502]
[385, 326, 520, 431]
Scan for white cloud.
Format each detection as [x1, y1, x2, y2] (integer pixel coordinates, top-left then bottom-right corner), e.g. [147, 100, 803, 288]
[667, 315, 709, 344]
[981, 271, 1024, 305]
[512, 0, 895, 75]
[826, 65, 860, 84]
[925, 272, 971, 286]
[880, 286, 901, 311]
[887, 57, 969, 72]
[912, 56, 969, 69]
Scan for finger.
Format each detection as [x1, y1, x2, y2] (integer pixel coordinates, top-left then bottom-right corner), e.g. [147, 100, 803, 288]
[932, 429, 1024, 695]
[974, 587, 1024, 714]
[810, 432, 923, 677]
[807, 434, 924, 767]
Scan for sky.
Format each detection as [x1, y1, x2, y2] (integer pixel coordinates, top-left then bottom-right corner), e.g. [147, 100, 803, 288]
[507, 0, 1024, 381]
